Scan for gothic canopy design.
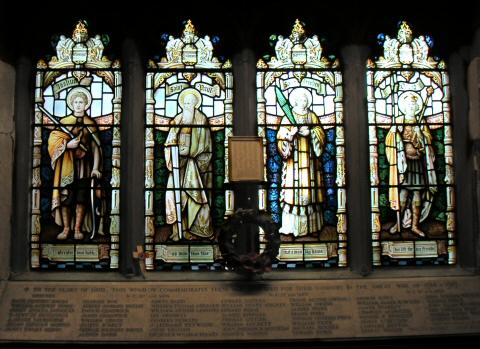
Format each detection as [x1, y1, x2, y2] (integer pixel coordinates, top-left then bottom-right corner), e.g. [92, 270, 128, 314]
[45, 20, 117, 69]
[150, 19, 231, 70]
[369, 20, 443, 69]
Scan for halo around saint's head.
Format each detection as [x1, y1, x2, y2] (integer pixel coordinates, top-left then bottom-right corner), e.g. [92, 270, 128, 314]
[288, 87, 312, 109]
[398, 90, 423, 115]
[67, 87, 92, 111]
[178, 88, 202, 110]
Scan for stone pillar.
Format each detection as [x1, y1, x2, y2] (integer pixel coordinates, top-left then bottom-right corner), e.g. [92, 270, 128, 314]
[121, 38, 145, 275]
[11, 56, 31, 274]
[232, 48, 258, 254]
[341, 45, 372, 275]
[0, 59, 15, 279]
[450, 52, 474, 268]
[467, 27, 480, 271]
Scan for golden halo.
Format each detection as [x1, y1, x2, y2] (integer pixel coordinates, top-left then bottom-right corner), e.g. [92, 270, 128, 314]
[178, 88, 202, 110]
[66, 87, 92, 111]
[398, 91, 423, 115]
[288, 87, 312, 109]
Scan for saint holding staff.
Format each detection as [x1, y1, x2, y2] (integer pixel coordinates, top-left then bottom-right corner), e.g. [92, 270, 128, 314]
[386, 88, 437, 237]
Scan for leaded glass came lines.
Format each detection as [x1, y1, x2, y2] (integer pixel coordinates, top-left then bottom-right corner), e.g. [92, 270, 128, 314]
[257, 20, 347, 268]
[367, 21, 455, 266]
[32, 21, 121, 270]
[144, 20, 233, 270]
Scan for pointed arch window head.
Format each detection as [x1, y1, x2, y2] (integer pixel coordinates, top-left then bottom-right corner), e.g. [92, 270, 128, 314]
[367, 21, 455, 266]
[257, 20, 347, 268]
[32, 20, 122, 270]
[145, 20, 233, 271]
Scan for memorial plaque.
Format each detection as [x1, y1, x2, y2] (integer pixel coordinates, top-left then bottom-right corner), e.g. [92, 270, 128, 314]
[0, 277, 479, 341]
[229, 137, 264, 182]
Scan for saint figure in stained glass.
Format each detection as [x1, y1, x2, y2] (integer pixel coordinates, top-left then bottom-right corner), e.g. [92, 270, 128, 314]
[386, 89, 436, 237]
[144, 20, 233, 269]
[256, 20, 347, 267]
[48, 87, 103, 241]
[32, 20, 122, 269]
[165, 88, 213, 240]
[277, 87, 326, 237]
[367, 21, 456, 265]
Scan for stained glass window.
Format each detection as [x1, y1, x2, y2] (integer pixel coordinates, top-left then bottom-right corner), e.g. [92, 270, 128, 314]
[367, 22, 456, 266]
[31, 21, 121, 270]
[144, 20, 233, 270]
[257, 20, 347, 268]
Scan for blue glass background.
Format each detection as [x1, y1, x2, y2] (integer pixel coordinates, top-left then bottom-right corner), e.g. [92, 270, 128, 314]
[265, 127, 337, 227]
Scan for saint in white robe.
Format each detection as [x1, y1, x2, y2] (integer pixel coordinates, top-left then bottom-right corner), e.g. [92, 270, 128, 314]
[277, 110, 325, 237]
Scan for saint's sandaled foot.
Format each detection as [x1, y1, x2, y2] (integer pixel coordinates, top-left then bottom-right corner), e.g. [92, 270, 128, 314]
[57, 228, 70, 240]
[74, 229, 84, 240]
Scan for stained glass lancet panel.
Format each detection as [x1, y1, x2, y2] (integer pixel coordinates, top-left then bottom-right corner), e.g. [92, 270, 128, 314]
[144, 20, 234, 270]
[257, 20, 347, 268]
[367, 22, 455, 266]
[31, 21, 122, 269]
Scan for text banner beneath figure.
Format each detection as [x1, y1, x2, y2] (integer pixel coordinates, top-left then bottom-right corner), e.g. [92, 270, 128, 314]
[381, 241, 440, 259]
[155, 245, 217, 263]
[40, 244, 105, 262]
[1, 277, 480, 341]
[278, 243, 331, 261]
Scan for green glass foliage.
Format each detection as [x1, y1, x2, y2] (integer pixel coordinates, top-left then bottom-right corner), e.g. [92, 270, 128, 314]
[430, 128, 447, 222]
[153, 129, 226, 228]
[376, 128, 394, 221]
[212, 130, 225, 225]
[154, 130, 168, 227]
[376, 127, 448, 223]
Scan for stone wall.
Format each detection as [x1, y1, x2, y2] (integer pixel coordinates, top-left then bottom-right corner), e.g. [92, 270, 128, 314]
[0, 60, 15, 280]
